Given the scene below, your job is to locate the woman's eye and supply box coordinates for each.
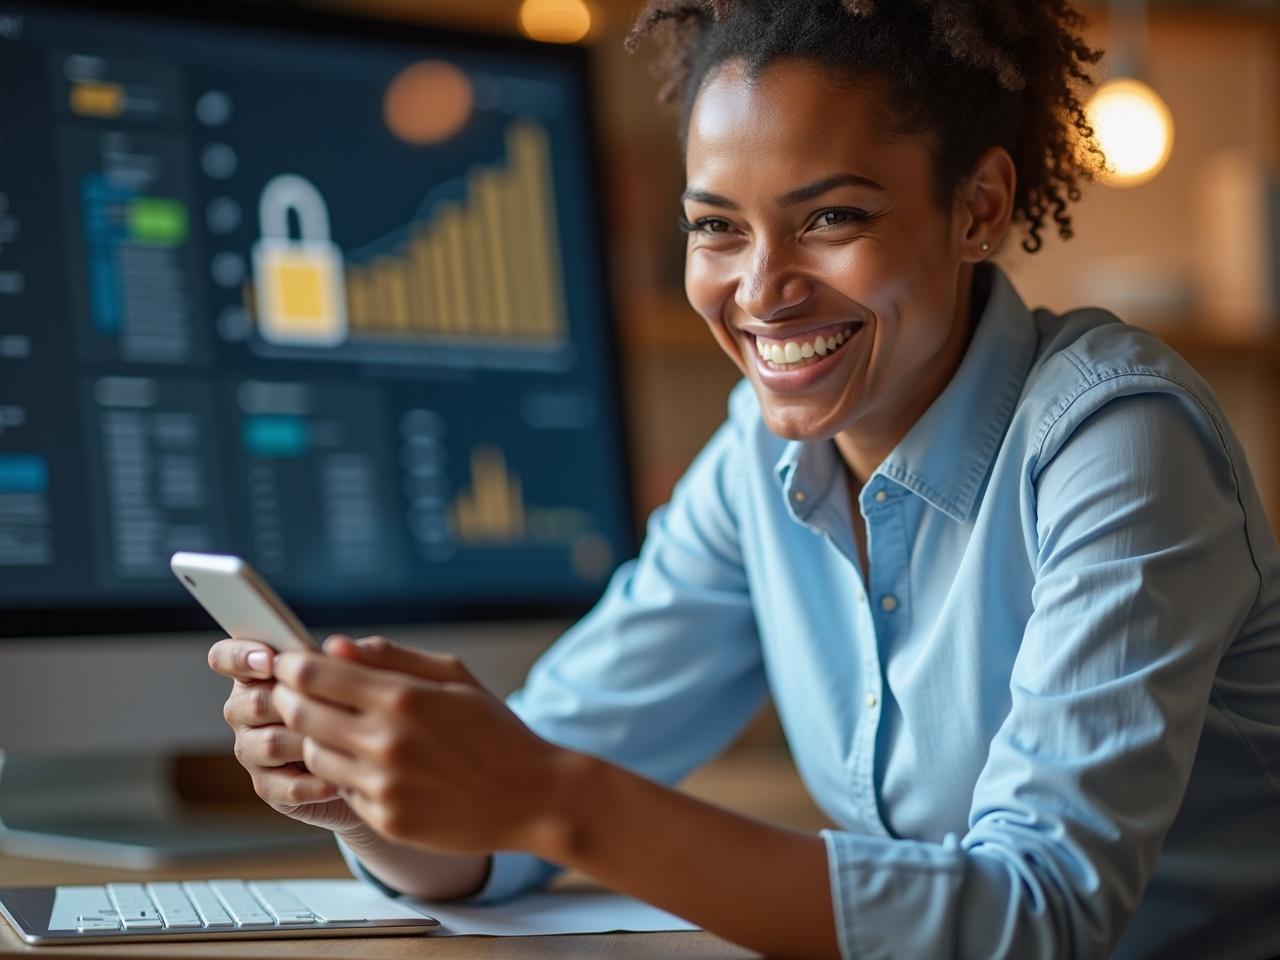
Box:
[815,208,870,228]
[678,215,732,235]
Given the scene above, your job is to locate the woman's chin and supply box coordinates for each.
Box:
[758,404,851,443]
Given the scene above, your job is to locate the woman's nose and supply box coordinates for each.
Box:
[733,248,810,320]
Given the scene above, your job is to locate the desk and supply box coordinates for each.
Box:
[0,750,830,959]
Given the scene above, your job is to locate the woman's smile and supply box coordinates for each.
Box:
[745,320,867,393]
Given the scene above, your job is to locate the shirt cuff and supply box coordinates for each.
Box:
[462,851,562,905]
[335,834,403,898]
[821,829,966,960]
[336,834,561,904]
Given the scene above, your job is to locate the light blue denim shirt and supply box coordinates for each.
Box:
[344,264,1280,959]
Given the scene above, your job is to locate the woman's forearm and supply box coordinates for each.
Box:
[536,752,840,960]
[339,824,491,901]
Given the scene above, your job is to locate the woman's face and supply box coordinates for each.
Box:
[683,58,986,456]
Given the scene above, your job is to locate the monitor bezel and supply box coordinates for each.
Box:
[1,0,639,639]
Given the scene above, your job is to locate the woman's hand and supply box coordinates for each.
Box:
[207,638,369,838]
[270,636,579,857]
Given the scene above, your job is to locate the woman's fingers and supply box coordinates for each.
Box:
[233,723,305,769]
[272,682,372,754]
[273,651,394,712]
[208,638,274,681]
[326,635,476,686]
[252,763,340,808]
[304,742,401,841]
[222,679,282,729]
[302,737,373,797]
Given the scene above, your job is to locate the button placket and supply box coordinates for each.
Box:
[849,489,897,838]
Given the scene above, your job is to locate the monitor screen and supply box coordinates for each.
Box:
[0,1,634,636]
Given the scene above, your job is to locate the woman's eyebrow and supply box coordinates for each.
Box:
[680,187,738,209]
[776,173,886,207]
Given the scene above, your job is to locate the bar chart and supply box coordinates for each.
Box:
[451,444,591,546]
[243,121,568,361]
[345,122,565,345]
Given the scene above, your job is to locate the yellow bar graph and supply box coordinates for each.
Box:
[347,267,371,331]
[465,177,494,335]
[443,205,471,335]
[478,170,514,335]
[382,257,410,331]
[335,121,566,346]
[452,446,527,543]
[448,444,596,549]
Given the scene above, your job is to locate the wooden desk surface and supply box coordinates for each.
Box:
[0,750,829,959]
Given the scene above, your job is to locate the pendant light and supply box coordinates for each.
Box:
[1085,0,1175,187]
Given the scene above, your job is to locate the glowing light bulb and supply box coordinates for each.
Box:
[518,0,593,44]
[1085,78,1174,187]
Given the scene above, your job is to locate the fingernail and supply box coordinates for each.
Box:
[247,650,270,676]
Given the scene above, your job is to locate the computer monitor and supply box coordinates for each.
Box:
[0,0,634,865]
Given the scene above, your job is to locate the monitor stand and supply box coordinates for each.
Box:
[0,751,329,869]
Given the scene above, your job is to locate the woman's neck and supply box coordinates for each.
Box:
[834,261,991,485]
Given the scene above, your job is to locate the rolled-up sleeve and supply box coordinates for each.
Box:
[343,414,768,903]
[823,387,1259,959]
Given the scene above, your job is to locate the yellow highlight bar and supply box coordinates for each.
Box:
[70,82,125,118]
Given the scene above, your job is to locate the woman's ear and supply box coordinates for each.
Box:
[954,145,1016,260]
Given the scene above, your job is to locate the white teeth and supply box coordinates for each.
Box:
[754,324,861,369]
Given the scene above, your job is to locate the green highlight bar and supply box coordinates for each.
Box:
[244,415,309,458]
[128,197,188,246]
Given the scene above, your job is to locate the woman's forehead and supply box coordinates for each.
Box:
[685,59,923,194]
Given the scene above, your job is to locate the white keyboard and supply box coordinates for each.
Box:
[0,878,439,945]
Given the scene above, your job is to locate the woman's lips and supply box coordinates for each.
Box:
[748,321,865,392]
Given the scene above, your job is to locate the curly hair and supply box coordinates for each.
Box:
[625,0,1106,254]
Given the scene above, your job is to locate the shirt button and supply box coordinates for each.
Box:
[874,490,887,503]
[880,594,898,612]
[865,692,878,709]
[793,490,806,503]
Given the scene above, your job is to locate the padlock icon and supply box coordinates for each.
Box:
[251,174,347,346]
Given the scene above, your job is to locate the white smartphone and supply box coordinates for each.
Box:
[170,551,317,652]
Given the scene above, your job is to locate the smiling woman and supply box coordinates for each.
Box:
[209,3,1280,959]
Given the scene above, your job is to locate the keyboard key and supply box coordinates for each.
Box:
[181,882,237,929]
[105,884,164,929]
[249,883,317,924]
[76,915,122,933]
[209,880,277,928]
[145,882,204,929]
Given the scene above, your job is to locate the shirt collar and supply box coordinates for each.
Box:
[773,263,1038,524]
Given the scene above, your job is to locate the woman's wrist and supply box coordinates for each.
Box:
[520,747,607,864]
[334,820,383,851]
[336,819,493,901]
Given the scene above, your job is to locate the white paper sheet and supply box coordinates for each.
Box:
[409,890,700,937]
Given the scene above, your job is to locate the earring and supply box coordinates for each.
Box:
[979,240,991,254]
